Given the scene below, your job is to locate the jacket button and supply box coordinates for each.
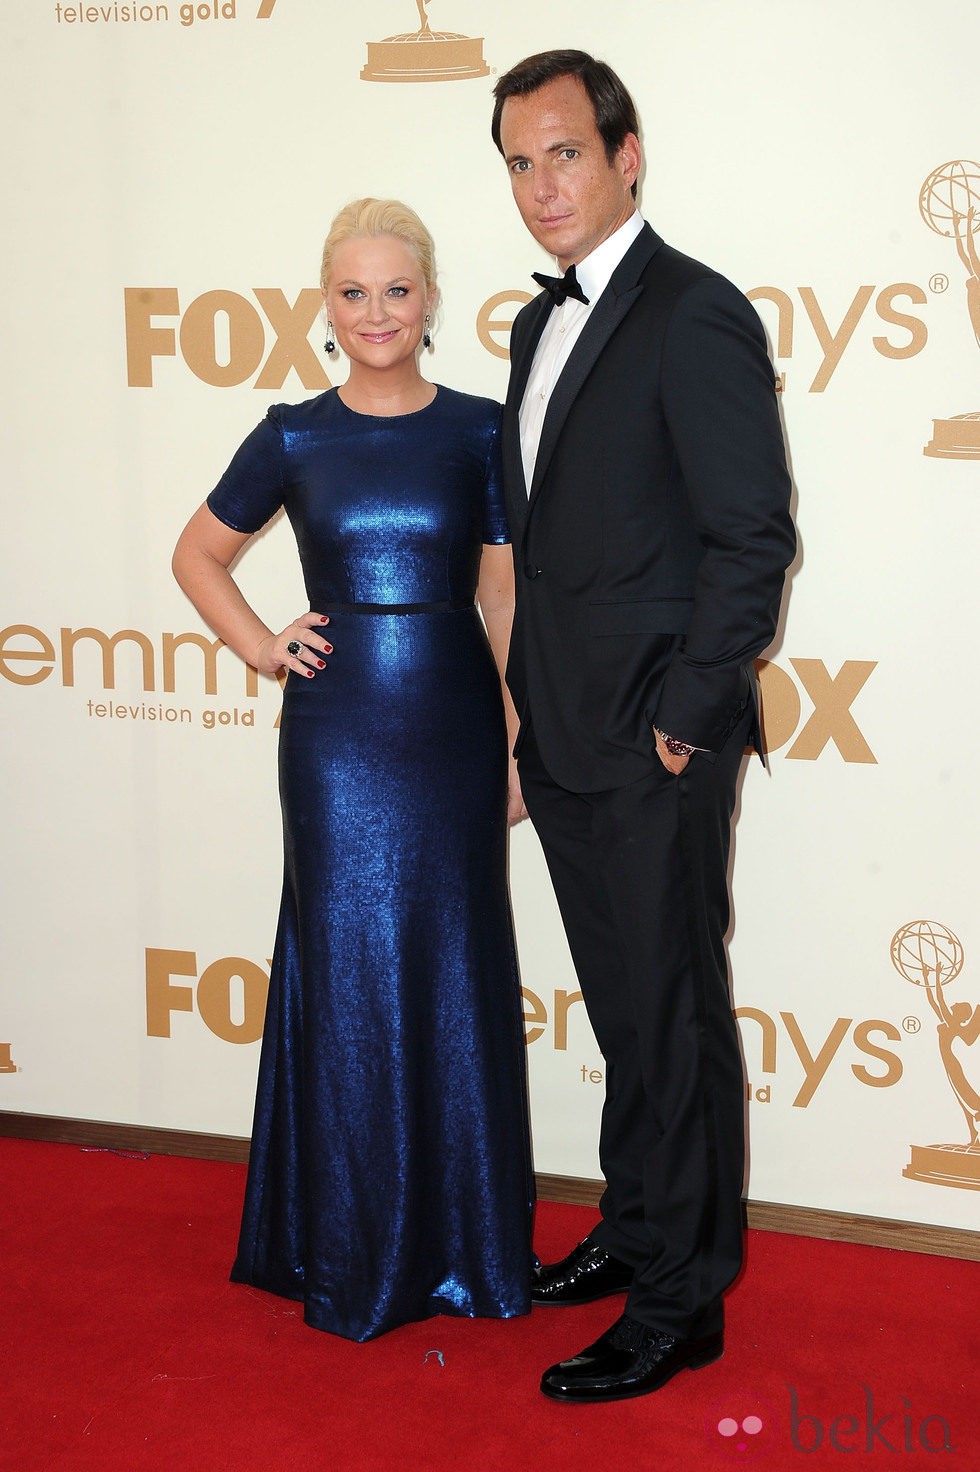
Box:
[524,564,541,579]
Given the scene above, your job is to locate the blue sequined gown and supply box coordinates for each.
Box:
[207,387,533,1341]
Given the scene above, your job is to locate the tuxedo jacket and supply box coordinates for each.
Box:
[502,223,796,794]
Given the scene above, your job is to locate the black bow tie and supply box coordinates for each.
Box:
[532,263,590,306]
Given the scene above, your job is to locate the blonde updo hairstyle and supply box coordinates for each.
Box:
[320,197,438,298]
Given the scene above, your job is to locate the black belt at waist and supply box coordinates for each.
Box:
[317,598,474,615]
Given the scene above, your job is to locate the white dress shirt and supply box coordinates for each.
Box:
[519,211,645,493]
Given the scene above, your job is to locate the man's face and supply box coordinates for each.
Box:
[498,74,640,269]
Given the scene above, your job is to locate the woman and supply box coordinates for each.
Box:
[173,199,533,1342]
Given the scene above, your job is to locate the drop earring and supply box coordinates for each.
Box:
[422,315,432,350]
[324,320,336,354]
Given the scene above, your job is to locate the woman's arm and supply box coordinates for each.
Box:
[477,542,527,826]
[172,503,332,677]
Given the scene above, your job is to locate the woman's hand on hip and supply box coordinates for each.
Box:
[255,613,333,677]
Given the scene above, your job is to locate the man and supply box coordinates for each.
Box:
[491,51,795,1402]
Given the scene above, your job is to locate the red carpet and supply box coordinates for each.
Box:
[3,1138,976,1469]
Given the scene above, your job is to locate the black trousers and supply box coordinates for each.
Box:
[518,715,751,1338]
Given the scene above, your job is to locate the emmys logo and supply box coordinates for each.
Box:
[477,284,929,388]
[0,1044,17,1074]
[1,622,266,697]
[0,620,285,727]
[891,920,980,1191]
[362,1,489,83]
[920,161,980,459]
[53,2,276,27]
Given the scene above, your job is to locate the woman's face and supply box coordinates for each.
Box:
[325,234,434,371]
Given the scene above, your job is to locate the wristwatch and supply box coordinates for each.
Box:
[654,728,696,758]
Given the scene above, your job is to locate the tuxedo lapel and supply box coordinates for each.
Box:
[508,291,552,408]
[502,291,552,533]
[527,225,663,511]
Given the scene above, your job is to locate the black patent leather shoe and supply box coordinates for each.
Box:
[540,1313,724,1402]
[531,1239,633,1306]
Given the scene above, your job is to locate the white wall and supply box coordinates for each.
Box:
[2,0,979,1232]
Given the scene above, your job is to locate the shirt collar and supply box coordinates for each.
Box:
[571,211,645,305]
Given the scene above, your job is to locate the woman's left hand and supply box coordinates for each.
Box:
[507,760,528,827]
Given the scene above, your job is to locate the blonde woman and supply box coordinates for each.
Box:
[173,199,531,1342]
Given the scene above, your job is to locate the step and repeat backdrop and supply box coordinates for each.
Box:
[2,0,978,1235]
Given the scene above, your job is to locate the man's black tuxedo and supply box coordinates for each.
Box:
[503,223,794,790]
[503,222,794,1337]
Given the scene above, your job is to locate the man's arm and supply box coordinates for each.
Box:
[651,274,796,750]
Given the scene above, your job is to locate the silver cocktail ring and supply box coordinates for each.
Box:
[286,640,302,657]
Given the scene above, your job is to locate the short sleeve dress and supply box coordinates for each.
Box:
[207,386,533,1341]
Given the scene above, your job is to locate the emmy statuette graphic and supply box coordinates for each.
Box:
[891,920,980,1190]
[919,160,980,459]
[362,1,489,84]
[0,1043,16,1074]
